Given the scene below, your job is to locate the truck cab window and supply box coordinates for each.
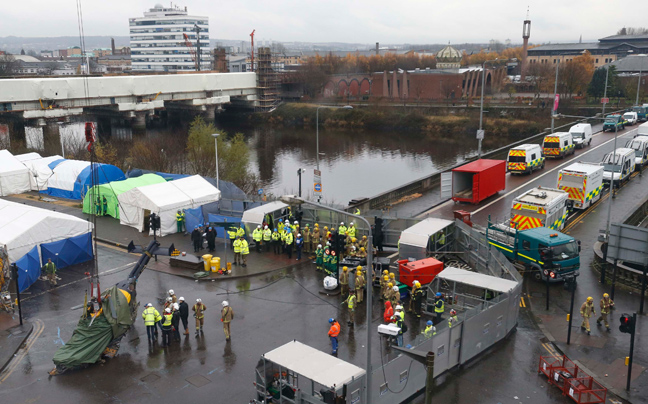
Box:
[523,240,531,251]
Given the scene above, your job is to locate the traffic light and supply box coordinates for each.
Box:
[619,313,635,334]
[149,213,161,231]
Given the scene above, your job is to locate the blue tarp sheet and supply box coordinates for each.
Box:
[184,207,204,233]
[47,159,66,170]
[45,163,125,200]
[40,232,93,269]
[15,246,41,293]
[207,214,241,239]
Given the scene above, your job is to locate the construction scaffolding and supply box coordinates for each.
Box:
[256,47,280,112]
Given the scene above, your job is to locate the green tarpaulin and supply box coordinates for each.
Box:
[53,285,136,370]
[82,174,166,219]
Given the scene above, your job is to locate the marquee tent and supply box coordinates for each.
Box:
[81,174,167,219]
[15,152,42,163]
[0,199,93,291]
[21,154,63,191]
[0,150,31,196]
[117,175,221,236]
[44,159,125,200]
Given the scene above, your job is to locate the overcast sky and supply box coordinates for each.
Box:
[2,1,647,45]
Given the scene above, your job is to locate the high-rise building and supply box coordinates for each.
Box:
[129,4,210,72]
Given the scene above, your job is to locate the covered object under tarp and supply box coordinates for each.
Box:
[0,150,31,196]
[117,175,221,236]
[53,285,135,372]
[399,217,455,261]
[0,199,93,291]
[44,159,125,200]
[81,174,167,219]
[22,155,63,191]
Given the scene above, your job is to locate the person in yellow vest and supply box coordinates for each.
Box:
[284,230,294,259]
[597,293,614,331]
[339,222,348,236]
[272,228,281,254]
[176,210,185,234]
[192,298,206,337]
[142,303,161,343]
[253,225,263,253]
[227,227,237,250]
[355,269,365,303]
[347,222,356,238]
[240,236,250,267]
[343,291,357,326]
[315,244,324,271]
[263,225,272,252]
[448,309,459,328]
[423,320,436,338]
[278,219,285,239]
[233,236,242,265]
[434,293,445,323]
[236,224,245,239]
[580,296,596,335]
[302,225,311,253]
[161,307,174,347]
[42,258,57,286]
[221,300,234,341]
[339,266,349,296]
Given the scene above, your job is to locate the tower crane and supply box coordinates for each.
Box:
[250,29,255,72]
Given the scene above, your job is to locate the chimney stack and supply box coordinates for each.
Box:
[111,37,115,55]
[520,8,531,80]
[376,42,379,56]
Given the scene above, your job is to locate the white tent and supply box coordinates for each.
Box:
[15,152,42,163]
[0,198,92,262]
[399,217,454,261]
[118,175,221,236]
[241,201,288,234]
[0,150,31,196]
[21,155,63,191]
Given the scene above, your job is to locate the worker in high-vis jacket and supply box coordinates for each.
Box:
[580,297,596,335]
[176,210,185,233]
[252,225,263,253]
[161,307,174,347]
[142,303,161,343]
[262,225,272,252]
[227,227,237,249]
[344,291,356,326]
[328,318,340,355]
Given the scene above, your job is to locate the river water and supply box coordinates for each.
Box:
[21,119,514,204]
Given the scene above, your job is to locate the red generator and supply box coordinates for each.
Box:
[451,159,506,204]
[398,258,444,287]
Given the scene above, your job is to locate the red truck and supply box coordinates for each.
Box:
[451,159,506,204]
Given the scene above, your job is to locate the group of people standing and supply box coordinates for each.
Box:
[141,289,236,346]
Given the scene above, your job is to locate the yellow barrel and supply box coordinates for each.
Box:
[202,254,213,271]
[211,257,221,272]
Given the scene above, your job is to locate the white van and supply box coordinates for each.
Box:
[507,144,545,174]
[623,111,638,125]
[637,122,648,137]
[569,123,593,148]
[557,162,604,210]
[625,135,648,169]
[543,132,575,159]
[602,148,636,186]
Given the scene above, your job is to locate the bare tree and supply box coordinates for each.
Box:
[0,53,17,76]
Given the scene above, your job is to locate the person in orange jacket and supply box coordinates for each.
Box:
[383,301,394,323]
[328,318,340,355]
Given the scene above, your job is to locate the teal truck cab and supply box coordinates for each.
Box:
[603,114,626,132]
[632,106,647,122]
[486,223,580,282]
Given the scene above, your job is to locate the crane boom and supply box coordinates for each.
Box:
[250,29,255,72]
[183,33,199,71]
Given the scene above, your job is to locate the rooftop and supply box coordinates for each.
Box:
[607,54,648,72]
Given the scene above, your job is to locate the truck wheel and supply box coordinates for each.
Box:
[534,272,542,281]
[588,139,592,146]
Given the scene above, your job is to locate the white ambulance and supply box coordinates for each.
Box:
[557,162,604,210]
[510,186,569,231]
[602,148,636,186]
[507,144,545,174]
[543,132,575,159]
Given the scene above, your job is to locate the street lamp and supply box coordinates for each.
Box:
[478,59,501,158]
[628,51,647,106]
[315,105,353,201]
[551,51,587,133]
[279,194,373,404]
[211,133,220,189]
[297,168,305,197]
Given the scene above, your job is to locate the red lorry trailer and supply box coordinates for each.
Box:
[451,159,506,204]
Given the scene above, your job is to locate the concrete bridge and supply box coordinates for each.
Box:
[0,72,257,128]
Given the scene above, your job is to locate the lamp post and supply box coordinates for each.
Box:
[297,168,305,197]
[478,58,500,158]
[315,105,353,201]
[551,52,587,133]
[631,52,646,106]
[602,65,610,117]
[280,194,373,403]
[211,133,220,189]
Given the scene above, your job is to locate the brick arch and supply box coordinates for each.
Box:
[359,78,371,95]
[323,81,336,98]
[348,79,361,96]
[337,80,349,96]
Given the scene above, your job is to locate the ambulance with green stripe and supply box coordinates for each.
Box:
[557,162,604,210]
[507,144,545,174]
[509,186,569,231]
[543,132,575,159]
[486,223,580,282]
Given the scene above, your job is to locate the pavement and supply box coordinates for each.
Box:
[0,315,33,376]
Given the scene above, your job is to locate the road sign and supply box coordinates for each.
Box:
[476,129,484,140]
[601,97,610,104]
[314,183,322,193]
[258,188,263,195]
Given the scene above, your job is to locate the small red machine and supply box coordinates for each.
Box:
[398,258,444,287]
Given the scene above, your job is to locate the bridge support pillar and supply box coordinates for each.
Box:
[132,112,147,130]
[201,105,216,122]
[42,119,61,156]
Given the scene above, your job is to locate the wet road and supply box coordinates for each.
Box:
[1,240,625,404]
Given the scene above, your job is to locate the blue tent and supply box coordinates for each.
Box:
[15,246,41,293]
[40,232,93,269]
[44,159,125,200]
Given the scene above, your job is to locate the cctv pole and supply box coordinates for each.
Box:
[567,276,576,345]
[546,272,550,310]
[602,123,619,284]
[626,312,637,391]
[298,169,302,198]
[551,60,560,133]
[478,62,486,158]
[636,61,643,106]
[602,66,609,116]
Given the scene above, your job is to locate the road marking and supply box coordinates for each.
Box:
[541,342,560,359]
[520,297,526,308]
[470,127,639,217]
[0,319,45,383]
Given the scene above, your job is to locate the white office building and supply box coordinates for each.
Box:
[129,4,210,72]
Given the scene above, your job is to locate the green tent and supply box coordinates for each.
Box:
[82,174,166,219]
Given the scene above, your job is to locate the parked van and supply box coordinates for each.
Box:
[557,162,604,210]
[569,123,593,148]
[637,122,648,137]
[602,148,636,186]
[623,111,638,125]
[625,135,648,169]
[507,144,545,174]
[603,114,626,132]
[632,106,647,122]
[543,132,575,159]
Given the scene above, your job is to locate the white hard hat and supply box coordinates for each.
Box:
[166,297,173,302]
[340,222,344,225]
[222,300,229,307]
[165,308,171,313]
[393,286,399,292]
[196,298,201,302]
[395,305,403,311]
[173,303,179,310]
[350,222,354,225]
[318,244,322,248]
[294,220,298,224]
[264,225,268,229]
[168,289,174,295]
[297,233,301,237]
[146,303,153,307]
[351,246,356,250]
[179,296,185,301]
